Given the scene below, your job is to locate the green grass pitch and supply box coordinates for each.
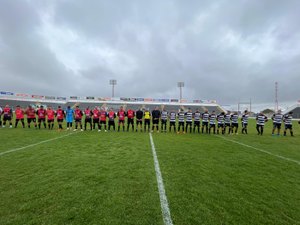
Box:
[0,119,299,225]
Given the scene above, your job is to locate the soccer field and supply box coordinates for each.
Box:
[0,120,299,225]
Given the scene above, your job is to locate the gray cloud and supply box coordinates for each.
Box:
[0,0,299,105]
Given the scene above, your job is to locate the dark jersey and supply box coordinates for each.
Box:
[152,110,161,119]
[136,110,143,120]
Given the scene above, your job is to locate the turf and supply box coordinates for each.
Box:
[0,119,299,225]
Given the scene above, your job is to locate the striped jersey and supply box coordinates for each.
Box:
[202,113,209,122]
[209,114,216,124]
[256,114,267,125]
[169,112,176,122]
[161,111,168,121]
[178,112,185,122]
[194,112,201,122]
[242,114,249,124]
[272,113,283,124]
[185,112,193,122]
[217,114,225,124]
[231,114,239,124]
[225,114,231,124]
[284,114,292,125]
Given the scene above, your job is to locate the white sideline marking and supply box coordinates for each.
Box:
[217,136,300,166]
[0,133,74,157]
[149,133,173,225]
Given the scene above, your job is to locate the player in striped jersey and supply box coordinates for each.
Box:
[177,109,185,133]
[224,111,231,134]
[256,112,268,135]
[271,110,283,136]
[217,112,225,134]
[169,110,177,133]
[283,112,293,136]
[209,111,216,134]
[230,112,239,134]
[193,109,201,133]
[185,108,193,133]
[241,110,249,134]
[201,110,209,134]
[160,108,168,133]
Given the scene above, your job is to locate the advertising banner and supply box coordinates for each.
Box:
[0,91,14,95]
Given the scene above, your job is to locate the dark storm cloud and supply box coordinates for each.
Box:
[0,0,299,104]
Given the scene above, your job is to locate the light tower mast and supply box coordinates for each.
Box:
[275,81,278,112]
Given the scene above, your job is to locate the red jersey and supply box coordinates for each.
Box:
[108,111,116,121]
[93,109,100,119]
[84,109,92,118]
[37,108,47,119]
[118,110,125,121]
[15,108,24,119]
[26,108,36,119]
[56,109,64,120]
[3,107,12,116]
[100,111,107,122]
[127,110,135,119]
[47,109,55,120]
[74,109,83,119]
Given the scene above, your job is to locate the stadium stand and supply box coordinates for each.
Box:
[283,103,300,119]
[0,98,225,114]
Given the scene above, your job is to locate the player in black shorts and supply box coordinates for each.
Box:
[283,112,294,136]
[201,110,209,134]
[136,108,143,132]
[152,107,161,132]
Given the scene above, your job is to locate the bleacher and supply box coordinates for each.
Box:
[283,103,300,119]
[0,98,225,114]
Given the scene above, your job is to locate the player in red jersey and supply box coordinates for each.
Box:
[46,106,55,130]
[25,105,37,128]
[84,106,93,131]
[0,106,2,126]
[117,106,126,132]
[92,107,100,131]
[99,107,108,132]
[126,108,135,131]
[56,106,65,130]
[74,106,83,131]
[108,108,116,131]
[15,105,25,128]
[2,105,13,128]
[37,105,47,129]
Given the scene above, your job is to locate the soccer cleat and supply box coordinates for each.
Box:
[73,129,77,131]
[9,125,12,128]
[81,129,84,131]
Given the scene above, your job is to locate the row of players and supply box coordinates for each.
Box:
[0,105,297,136]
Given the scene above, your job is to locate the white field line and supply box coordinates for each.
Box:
[217,136,300,166]
[0,132,75,157]
[149,133,173,225]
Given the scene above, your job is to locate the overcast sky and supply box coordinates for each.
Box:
[0,0,299,105]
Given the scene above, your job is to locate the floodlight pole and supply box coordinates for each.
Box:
[109,79,117,98]
[177,82,184,102]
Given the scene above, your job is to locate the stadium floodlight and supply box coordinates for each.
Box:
[177,82,184,102]
[109,79,117,98]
